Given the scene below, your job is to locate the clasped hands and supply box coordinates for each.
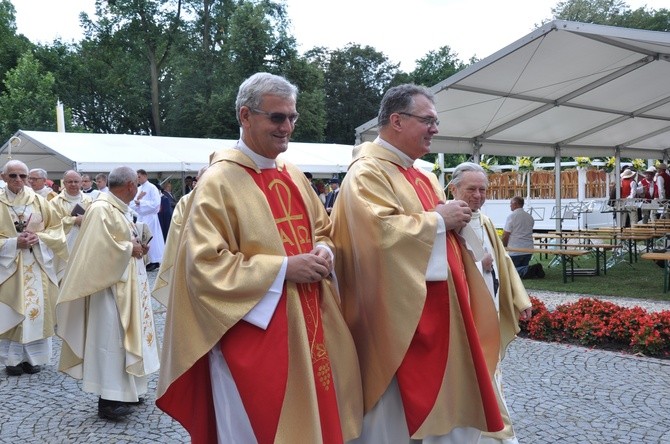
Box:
[286,247,332,284]
[17,231,39,250]
[131,239,149,259]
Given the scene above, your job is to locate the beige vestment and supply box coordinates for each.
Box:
[157,148,363,442]
[0,187,67,365]
[331,142,501,439]
[50,191,93,253]
[57,192,159,391]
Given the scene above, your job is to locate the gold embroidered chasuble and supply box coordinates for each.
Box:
[56,192,158,378]
[156,148,363,443]
[331,141,502,438]
[0,187,68,342]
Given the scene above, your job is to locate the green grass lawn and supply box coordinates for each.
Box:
[520,246,670,302]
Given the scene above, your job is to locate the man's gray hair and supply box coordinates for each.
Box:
[30,168,48,179]
[235,72,298,125]
[3,160,28,174]
[450,162,488,188]
[108,166,137,188]
[378,84,435,128]
[95,173,107,182]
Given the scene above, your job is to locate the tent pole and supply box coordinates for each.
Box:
[437,153,445,187]
[555,146,562,233]
[472,141,481,164]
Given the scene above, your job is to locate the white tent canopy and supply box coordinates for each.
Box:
[356,20,670,160]
[0,130,435,176]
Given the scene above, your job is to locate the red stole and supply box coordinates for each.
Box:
[395,166,502,435]
[219,167,342,444]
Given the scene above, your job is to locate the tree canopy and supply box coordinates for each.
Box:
[0,0,667,151]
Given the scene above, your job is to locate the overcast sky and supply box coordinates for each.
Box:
[11,0,669,71]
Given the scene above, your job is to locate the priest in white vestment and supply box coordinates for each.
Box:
[0,160,68,376]
[56,166,160,421]
[129,169,165,270]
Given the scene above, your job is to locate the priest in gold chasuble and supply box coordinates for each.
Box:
[56,166,160,420]
[331,85,503,443]
[50,170,93,254]
[157,73,362,444]
[0,160,68,376]
[449,162,533,444]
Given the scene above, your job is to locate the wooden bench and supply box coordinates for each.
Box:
[506,247,590,283]
[641,252,670,293]
[530,239,621,275]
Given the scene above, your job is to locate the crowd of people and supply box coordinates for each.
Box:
[0,72,536,444]
[615,162,670,227]
[0,164,187,419]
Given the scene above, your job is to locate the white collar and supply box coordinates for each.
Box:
[236,139,276,170]
[374,137,414,168]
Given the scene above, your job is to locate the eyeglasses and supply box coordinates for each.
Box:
[250,108,299,125]
[398,112,440,127]
[8,173,27,179]
[28,177,44,181]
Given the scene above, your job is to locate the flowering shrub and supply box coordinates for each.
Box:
[516,156,533,172]
[519,296,670,358]
[574,157,591,168]
[604,157,616,172]
[629,158,645,171]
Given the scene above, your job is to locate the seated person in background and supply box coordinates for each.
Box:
[502,196,544,279]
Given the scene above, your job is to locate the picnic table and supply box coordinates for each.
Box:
[640,251,670,293]
[506,247,590,283]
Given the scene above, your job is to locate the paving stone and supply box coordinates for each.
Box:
[2,281,670,442]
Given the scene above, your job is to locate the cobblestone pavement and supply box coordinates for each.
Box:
[2,278,670,443]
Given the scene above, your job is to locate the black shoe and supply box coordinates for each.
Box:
[98,398,132,420]
[522,265,534,279]
[122,397,145,406]
[146,263,160,272]
[21,362,41,374]
[5,365,23,376]
[535,264,545,278]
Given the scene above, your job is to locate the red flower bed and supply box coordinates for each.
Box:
[519,296,670,358]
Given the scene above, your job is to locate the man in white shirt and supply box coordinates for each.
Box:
[502,196,543,279]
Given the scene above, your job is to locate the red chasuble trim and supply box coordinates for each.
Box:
[395,166,502,435]
[155,354,217,444]
[219,167,342,444]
